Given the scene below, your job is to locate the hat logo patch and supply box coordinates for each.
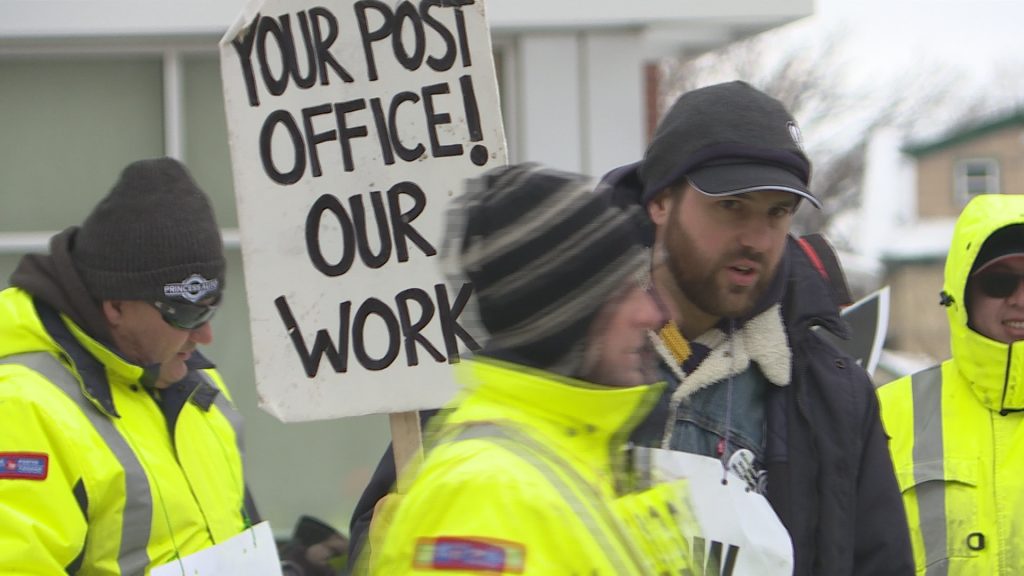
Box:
[787,121,805,152]
[164,274,219,303]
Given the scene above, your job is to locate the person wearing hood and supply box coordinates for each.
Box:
[602,80,913,575]
[878,194,1024,574]
[367,164,697,575]
[0,158,259,574]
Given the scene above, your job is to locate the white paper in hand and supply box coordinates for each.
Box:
[151,521,283,576]
[646,448,793,576]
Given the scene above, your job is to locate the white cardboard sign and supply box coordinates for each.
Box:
[219,0,506,421]
[151,522,282,576]
[647,449,794,576]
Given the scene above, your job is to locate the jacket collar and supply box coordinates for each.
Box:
[781,236,847,338]
[952,327,1024,413]
[35,298,144,417]
[10,227,114,344]
[669,303,791,404]
[35,297,216,417]
[449,357,664,471]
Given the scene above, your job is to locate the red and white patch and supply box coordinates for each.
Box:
[0,452,49,480]
[413,536,525,573]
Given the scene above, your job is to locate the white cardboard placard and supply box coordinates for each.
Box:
[649,449,794,576]
[219,0,506,421]
[151,521,282,576]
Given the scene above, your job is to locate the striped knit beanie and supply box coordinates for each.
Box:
[449,163,649,375]
[72,157,225,303]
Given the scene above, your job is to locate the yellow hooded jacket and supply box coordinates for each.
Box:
[371,358,696,575]
[0,287,250,575]
[878,194,1024,575]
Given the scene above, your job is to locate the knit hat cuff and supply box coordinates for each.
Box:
[76,260,225,302]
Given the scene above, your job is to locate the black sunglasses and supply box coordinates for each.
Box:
[974,272,1024,299]
[152,299,218,330]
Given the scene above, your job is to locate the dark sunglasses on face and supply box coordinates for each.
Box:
[974,272,1024,299]
[152,299,218,330]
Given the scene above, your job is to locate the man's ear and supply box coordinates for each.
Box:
[101,300,124,325]
[647,189,674,228]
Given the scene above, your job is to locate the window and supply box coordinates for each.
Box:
[954,158,1000,204]
[0,57,164,233]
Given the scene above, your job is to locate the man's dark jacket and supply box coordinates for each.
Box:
[757,238,913,575]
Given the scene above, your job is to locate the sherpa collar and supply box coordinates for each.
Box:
[667,302,792,406]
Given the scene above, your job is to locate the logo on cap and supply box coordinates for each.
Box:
[164,274,219,303]
[787,121,805,153]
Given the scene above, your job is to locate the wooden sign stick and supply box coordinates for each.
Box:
[389,411,424,493]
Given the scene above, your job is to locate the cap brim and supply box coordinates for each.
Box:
[972,253,1024,276]
[687,163,820,209]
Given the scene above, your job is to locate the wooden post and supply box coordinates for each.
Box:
[389,411,424,493]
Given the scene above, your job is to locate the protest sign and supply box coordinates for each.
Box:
[220,0,506,422]
[816,286,891,376]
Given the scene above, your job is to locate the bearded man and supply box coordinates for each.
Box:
[604,81,913,576]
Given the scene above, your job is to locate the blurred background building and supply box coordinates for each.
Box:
[859,111,1024,382]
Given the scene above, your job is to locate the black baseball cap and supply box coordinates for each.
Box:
[605,81,819,208]
[972,224,1024,276]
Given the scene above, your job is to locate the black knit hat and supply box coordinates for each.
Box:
[72,157,225,303]
[606,81,818,208]
[447,163,649,374]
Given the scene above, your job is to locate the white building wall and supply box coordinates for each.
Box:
[859,127,918,261]
[516,33,583,171]
[507,28,645,177]
[581,30,645,177]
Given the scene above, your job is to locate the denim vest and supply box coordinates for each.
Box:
[662,362,770,468]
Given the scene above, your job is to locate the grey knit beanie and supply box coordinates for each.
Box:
[448,163,649,374]
[73,157,225,303]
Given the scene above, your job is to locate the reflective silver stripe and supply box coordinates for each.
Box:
[911,365,948,576]
[201,371,255,528]
[446,423,648,575]
[204,372,245,456]
[1,352,153,575]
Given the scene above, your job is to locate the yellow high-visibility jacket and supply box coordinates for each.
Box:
[878,194,1024,575]
[372,358,696,575]
[0,287,251,575]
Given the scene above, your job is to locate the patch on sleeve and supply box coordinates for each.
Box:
[414,536,525,573]
[0,453,49,480]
